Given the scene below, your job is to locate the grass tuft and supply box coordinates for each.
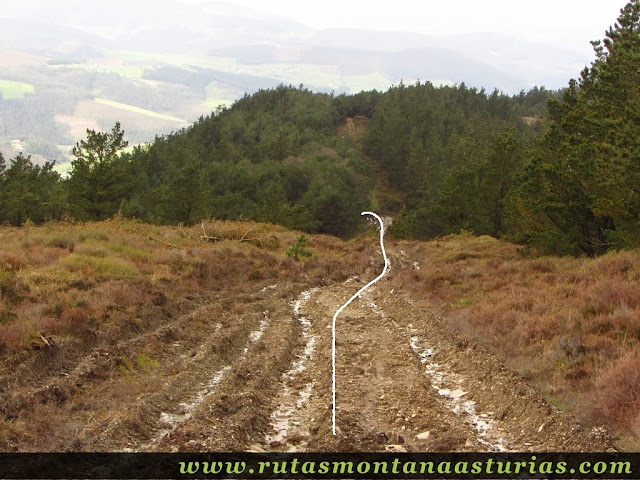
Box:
[60,254,139,277]
[45,235,76,252]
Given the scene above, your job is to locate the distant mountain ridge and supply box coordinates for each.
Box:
[0,2,591,164]
[1,1,590,92]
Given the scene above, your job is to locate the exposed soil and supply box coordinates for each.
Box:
[247,270,614,453]
[0,245,616,452]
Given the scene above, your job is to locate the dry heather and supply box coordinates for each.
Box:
[2,219,638,450]
[0,219,373,450]
[0,219,370,352]
[389,232,640,449]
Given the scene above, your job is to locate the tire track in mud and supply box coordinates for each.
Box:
[363,291,510,451]
[408,335,508,451]
[94,305,264,450]
[362,280,615,452]
[0,298,195,424]
[155,284,313,451]
[142,308,270,450]
[83,283,303,451]
[259,277,487,452]
[257,266,614,452]
[57,250,615,452]
[263,288,319,450]
[0,294,240,451]
[325,283,484,451]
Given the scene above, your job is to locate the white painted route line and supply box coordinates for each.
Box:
[332,211,390,435]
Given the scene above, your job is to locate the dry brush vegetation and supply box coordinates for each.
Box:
[389,232,640,449]
[0,218,373,451]
[2,219,640,450]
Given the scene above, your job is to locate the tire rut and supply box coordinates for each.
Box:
[16,250,613,453]
[263,288,319,451]
[319,282,483,451]
[92,304,262,449]
[362,289,510,451]
[257,278,487,452]
[155,284,310,451]
[363,278,615,451]
[254,267,615,452]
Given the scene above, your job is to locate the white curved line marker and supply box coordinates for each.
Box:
[332,211,390,435]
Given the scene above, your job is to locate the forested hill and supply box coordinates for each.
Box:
[117,83,552,239]
[0,82,549,236]
[1,0,639,257]
[116,87,375,237]
[0,82,548,235]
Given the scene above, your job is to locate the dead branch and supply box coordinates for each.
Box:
[201,234,223,242]
[148,235,178,248]
[200,221,223,242]
[40,335,52,349]
[239,226,256,242]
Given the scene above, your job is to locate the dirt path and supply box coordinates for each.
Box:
[1,249,615,452]
[248,271,613,452]
[126,247,616,452]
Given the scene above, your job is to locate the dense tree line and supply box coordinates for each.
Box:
[0,151,65,225]
[122,85,371,236]
[0,94,68,145]
[364,81,538,239]
[1,86,371,237]
[0,81,544,238]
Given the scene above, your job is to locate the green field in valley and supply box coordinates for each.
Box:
[0,80,34,99]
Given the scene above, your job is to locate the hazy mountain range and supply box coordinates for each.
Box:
[0,1,594,165]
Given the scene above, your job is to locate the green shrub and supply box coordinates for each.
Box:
[77,229,110,242]
[285,235,313,261]
[46,235,75,252]
[60,254,139,277]
[0,271,28,304]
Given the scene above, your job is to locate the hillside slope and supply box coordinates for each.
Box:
[1,220,634,451]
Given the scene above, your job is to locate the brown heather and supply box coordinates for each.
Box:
[0,218,372,351]
[388,232,640,448]
[3,220,640,448]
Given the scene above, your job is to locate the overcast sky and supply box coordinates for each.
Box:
[1,0,626,56]
[223,0,623,49]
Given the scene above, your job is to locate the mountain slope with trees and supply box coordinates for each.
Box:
[123,86,372,236]
[1,0,639,258]
[362,82,547,239]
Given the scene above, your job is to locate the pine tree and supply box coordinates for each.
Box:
[0,154,62,225]
[586,0,640,246]
[67,122,132,220]
[171,157,205,225]
[514,1,640,254]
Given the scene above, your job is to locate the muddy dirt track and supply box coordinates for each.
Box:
[105,250,614,452]
[0,245,616,452]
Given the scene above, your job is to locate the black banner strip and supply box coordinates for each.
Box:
[0,452,638,479]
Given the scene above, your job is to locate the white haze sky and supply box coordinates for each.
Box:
[2,0,625,54]
[224,0,622,49]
